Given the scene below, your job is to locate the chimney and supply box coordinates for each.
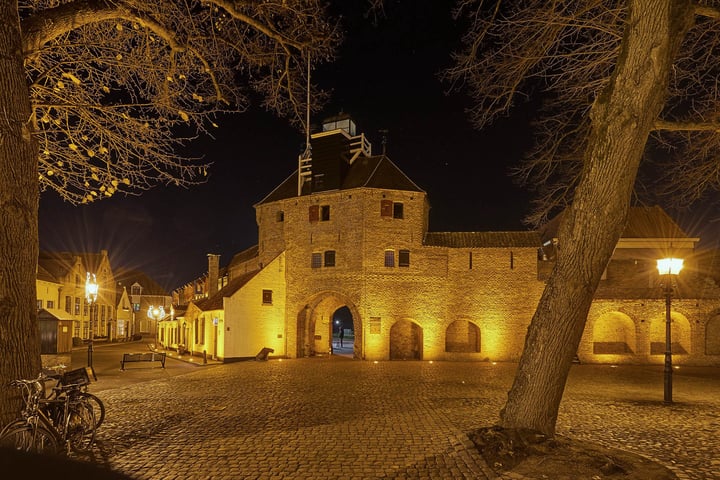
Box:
[207,254,220,296]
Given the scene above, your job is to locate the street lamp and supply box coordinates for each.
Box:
[656,257,683,404]
[85,272,98,380]
[147,305,165,350]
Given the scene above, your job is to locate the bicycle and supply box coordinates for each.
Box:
[0,373,97,454]
[42,366,105,428]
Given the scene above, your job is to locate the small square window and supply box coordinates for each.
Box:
[399,249,410,267]
[321,205,330,221]
[325,250,336,267]
[37,299,42,310]
[384,250,395,267]
[47,300,54,309]
[262,289,273,305]
[311,253,322,268]
[393,203,404,219]
[276,211,284,222]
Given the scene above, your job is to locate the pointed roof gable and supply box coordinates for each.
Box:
[194,270,260,311]
[114,268,169,296]
[539,205,696,244]
[256,155,423,205]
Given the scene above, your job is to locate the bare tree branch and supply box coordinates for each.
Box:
[19,0,339,204]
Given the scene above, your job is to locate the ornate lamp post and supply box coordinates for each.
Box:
[85,272,98,379]
[656,257,683,404]
[147,305,165,350]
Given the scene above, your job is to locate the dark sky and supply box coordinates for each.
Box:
[37,2,549,291]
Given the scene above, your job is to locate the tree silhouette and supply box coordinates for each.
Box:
[0,0,338,423]
[447,0,720,436]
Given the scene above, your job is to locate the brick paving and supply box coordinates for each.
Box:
[79,357,720,480]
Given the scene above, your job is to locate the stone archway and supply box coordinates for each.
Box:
[706,315,720,355]
[296,292,362,359]
[592,311,636,355]
[445,319,480,353]
[649,312,691,355]
[389,319,423,360]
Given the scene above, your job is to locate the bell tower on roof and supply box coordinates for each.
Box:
[297,114,372,196]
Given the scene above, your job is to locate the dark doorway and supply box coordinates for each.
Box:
[332,306,354,357]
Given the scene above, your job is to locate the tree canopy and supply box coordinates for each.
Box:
[21,0,339,204]
[446,0,720,225]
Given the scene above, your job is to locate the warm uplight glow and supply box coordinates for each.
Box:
[657,258,683,276]
[85,272,98,304]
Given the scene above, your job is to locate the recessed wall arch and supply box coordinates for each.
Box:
[389,318,423,360]
[649,312,691,355]
[706,314,720,355]
[592,311,636,355]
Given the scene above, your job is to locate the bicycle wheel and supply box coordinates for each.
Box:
[0,422,61,455]
[66,402,96,453]
[79,392,105,428]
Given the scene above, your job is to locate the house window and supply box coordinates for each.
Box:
[381,200,404,219]
[309,205,319,222]
[324,250,336,267]
[131,285,142,296]
[321,205,330,221]
[133,303,140,312]
[37,299,42,310]
[399,249,410,267]
[74,297,81,315]
[384,250,395,267]
[47,300,54,309]
[311,252,322,268]
[276,211,284,222]
[262,289,273,305]
[65,296,71,313]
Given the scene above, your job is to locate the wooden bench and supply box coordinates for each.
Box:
[120,352,166,370]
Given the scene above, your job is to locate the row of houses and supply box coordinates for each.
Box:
[37,250,171,364]
[37,115,720,366]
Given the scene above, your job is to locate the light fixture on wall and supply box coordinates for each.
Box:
[656,257,683,404]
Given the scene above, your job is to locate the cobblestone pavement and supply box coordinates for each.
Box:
[80,358,720,480]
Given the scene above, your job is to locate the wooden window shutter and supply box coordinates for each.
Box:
[309,205,319,222]
[380,199,393,217]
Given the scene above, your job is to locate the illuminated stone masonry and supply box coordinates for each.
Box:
[173,116,720,365]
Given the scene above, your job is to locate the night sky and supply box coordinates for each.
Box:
[38,1,716,292]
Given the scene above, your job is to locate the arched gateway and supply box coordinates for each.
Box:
[296,292,362,359]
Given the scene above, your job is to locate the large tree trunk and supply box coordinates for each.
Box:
[499,0,694,436]
[0,1,41,425]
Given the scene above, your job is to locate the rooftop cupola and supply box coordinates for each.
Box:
[297,114,372,195]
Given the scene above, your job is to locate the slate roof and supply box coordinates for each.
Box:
[539,205,692,243]
[114,268,169,296]
[228,245,259,269]
[256,155,424,205]
[423,231,541,248]
[36,263,60,283]
[194,270,260,311]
